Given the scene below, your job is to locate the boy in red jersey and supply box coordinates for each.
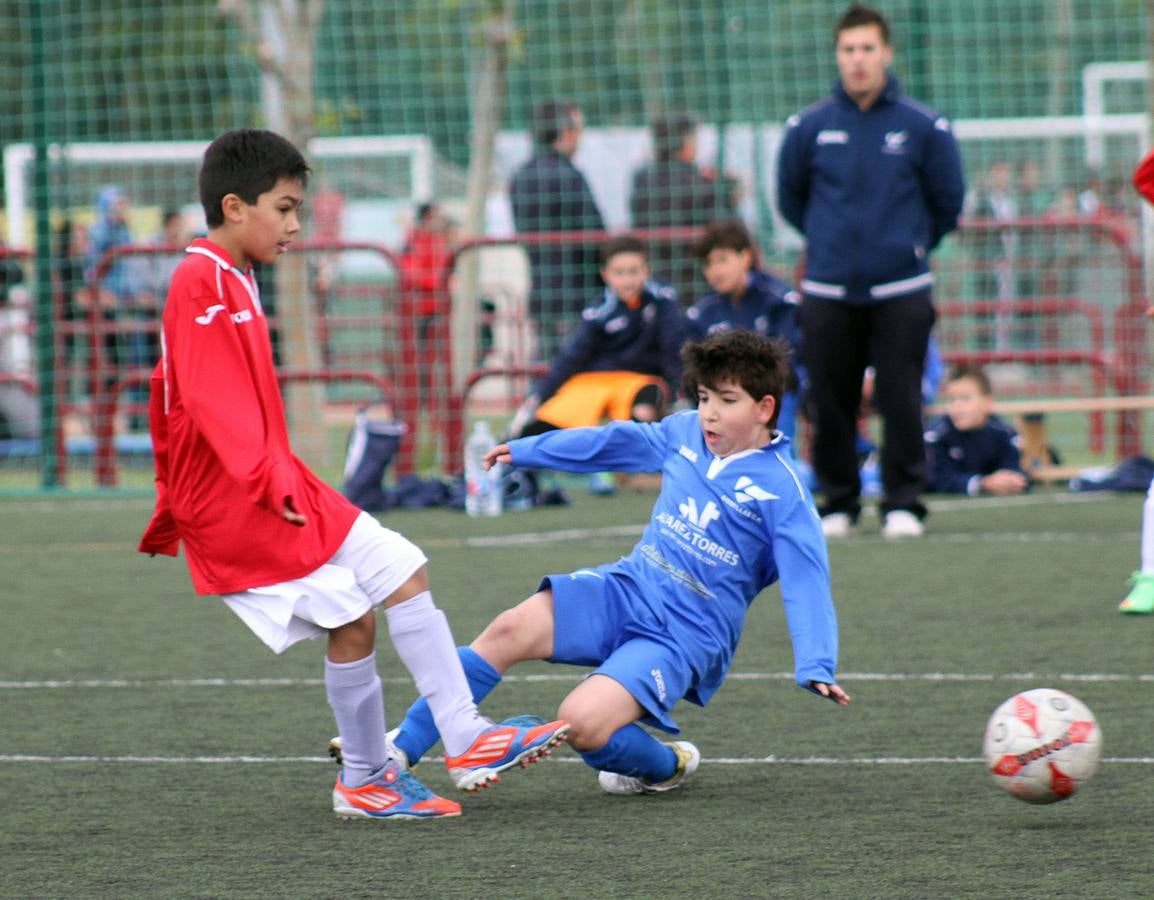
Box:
[1117,149,1154,614]
[138,129,567,820]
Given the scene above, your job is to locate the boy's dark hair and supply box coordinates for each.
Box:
[681,331,791,426]
[199,129,310,228]
[694,219,756,260]
[530,99,582,148]
[835,3,890,44]
[600,234,647,266]
[948,364,993,396]
[651,112,697,162]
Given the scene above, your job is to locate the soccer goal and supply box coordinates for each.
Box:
[3,134,435,256]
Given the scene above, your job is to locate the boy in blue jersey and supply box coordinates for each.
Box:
[381,330,850,795]
[686,219,804,441]
[923,365,1028,496]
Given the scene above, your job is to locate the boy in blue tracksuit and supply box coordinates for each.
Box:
[687,219,805,442]
[776,3,965,540]
[924,365,1028,496]
[508,235,684,442]
[385,330,849,795]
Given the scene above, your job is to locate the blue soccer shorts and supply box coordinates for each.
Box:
[540,566,696,734]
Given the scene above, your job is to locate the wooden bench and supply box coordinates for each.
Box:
[928,396,1154,482]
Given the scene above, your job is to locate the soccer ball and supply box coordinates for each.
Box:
[981,688,1102,804]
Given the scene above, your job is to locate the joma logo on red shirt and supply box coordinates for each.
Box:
[195,304,253,326]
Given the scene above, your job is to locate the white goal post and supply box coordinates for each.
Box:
[3,134,434,249]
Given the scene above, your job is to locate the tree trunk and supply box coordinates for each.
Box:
[453,5,512,391]
[222,0,329,465]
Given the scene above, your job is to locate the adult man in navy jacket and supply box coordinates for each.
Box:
[510,99,606,360]
[777,3,965,539]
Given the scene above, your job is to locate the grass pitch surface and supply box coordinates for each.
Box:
[2,489,1151,898]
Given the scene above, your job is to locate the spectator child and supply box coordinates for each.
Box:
[924,365,1028,496]
[508,234,685,441]
[686,219,804,441]
[137,129,568,821]
[382,330,849,796]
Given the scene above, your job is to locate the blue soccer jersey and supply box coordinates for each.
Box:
[508,410,840,703]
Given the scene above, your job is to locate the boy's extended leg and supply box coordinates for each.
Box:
[325,613,461,821]
[382,579,568,790]
[379,589,568,782]
[383,587,490,752]
[389,646,503,766]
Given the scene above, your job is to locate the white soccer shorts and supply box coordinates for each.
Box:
[221,512,427,653]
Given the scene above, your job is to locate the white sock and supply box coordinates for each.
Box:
[385,591,489,756]
[324,652,388,789]
[1140,482,1154,572]
[1141,479,1154,574]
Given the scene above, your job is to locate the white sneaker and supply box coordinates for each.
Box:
[821,512,857,539]
[597,740,700,795]
[882,510,924,539]
[328,726,411,771]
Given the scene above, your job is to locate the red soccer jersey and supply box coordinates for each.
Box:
[138,238,359,595]
[1134,150,1154,206]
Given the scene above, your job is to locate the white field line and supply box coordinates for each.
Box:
[923,492,1113,512]
[467,528,1139,548]
[0,488,1111,514]
[2,671,1152,690]
[7,529,1133,555]
[461,488,1131,548]
[1,753,1152,766]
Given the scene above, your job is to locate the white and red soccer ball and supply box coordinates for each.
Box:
[982,688,1102,804]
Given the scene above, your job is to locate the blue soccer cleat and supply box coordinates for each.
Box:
[445,715,570,792]
[332,760,460,821]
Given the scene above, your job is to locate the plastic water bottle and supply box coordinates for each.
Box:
[464,420,503,517]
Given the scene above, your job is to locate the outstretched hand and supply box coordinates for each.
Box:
[811,681,851,706]
[483,443,514,470]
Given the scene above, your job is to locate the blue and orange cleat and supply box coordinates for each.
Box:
[445,716,570,792]
[332,760,460,821]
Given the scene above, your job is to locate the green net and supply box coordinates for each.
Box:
[1,0,1150,492]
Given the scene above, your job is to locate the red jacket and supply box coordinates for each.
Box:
[138,238,359,594]
[1134,150,1154,205]
[399,227,451,318]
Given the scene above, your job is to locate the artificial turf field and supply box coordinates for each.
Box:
[2,488,1153,898]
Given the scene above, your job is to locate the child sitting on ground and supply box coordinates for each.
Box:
[507,234,685,494]
[923,365,1028,496]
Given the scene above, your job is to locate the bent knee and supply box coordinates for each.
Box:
[557,696,618,751]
